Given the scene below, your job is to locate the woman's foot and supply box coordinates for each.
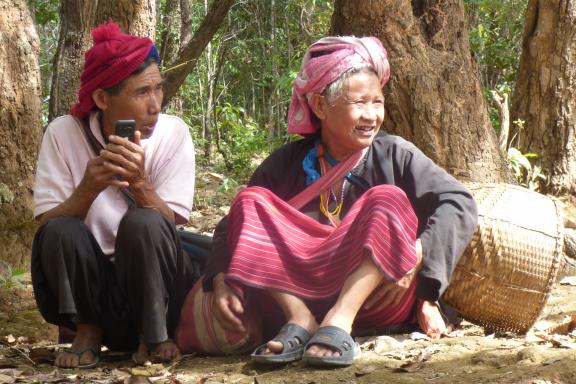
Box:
[260,315,318,356]
[251,323,313,364]
[132,339,182,364]
[304,309,353,358]
[257,290,318,357]
[55,324,102,368]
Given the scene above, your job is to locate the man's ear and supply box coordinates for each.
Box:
[92,89,109,111]
[309,93,327,121]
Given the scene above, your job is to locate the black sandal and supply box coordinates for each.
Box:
[251,323,311,364]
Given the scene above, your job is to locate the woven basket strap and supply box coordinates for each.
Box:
[287,148,366,210]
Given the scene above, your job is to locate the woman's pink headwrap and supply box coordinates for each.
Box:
[70,22,158,119]
[287,36,390,135]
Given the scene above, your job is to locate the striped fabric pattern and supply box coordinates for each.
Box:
[175,280,263,355]
[227,185,418,297]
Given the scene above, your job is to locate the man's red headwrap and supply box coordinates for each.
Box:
[70,22,158,119]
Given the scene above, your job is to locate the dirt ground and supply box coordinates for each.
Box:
[0,276,575,384]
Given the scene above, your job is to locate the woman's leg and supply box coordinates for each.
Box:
[304,255,384,358]
[260,291,318,355]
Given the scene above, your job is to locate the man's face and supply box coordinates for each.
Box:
[99,62,163,139]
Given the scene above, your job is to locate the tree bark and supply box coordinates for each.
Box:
[49,0,156,121]
[48,0,97,121]
[331,0,512,182]
[162,0,234,107]
[94,0,156,37]
[511,0,576,195]
[0,0,42,266]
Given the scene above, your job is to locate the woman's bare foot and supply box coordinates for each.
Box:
[55,324,102,368]
[132,339,182,364]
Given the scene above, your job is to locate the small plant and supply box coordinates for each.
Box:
[507,147,546,191]
[0,262,27,289]
[505,118,547,191]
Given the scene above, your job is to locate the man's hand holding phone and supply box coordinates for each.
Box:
[98,119,147,188]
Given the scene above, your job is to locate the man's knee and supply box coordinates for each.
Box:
[118,208,167,235]
[39,217,88,239]
[34,217,98,266]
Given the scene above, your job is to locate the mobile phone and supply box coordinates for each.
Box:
[115,119,136,141]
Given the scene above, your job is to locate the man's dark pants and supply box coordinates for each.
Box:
[31,208,198,351]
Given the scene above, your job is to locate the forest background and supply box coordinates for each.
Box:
[1,0,575,275]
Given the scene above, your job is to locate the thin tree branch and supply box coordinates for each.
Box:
[162,0,235,107]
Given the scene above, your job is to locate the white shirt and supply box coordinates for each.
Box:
[33,112,195,255]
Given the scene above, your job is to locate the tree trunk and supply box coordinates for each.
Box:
[511,0,576,195]
[0,0,42,266]
[49,0,156,121]
[48,0,97,121]
[94,0,156,37]
[331,0,512,182]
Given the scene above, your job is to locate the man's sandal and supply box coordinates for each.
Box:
[251,323,311,364]
[302,326,360,367]
[58,347,101,369]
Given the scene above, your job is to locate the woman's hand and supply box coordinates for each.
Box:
[212,273,246,333]
[363,239,423,311]
[416,300,447,339]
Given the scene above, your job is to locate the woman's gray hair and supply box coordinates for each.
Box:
[322,64,378,105]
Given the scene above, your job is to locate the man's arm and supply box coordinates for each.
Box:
[36,155,130,226]
[129,176,176,223]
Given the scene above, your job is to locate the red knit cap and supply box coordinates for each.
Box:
[70,22,156,118]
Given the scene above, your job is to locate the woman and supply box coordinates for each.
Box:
[176,36,477,367]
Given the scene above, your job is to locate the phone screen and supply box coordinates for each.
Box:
[115,120,136,141]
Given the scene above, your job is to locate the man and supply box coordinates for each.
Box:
[31,22,197,368]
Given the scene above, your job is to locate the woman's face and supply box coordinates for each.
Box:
[319,71,384,161]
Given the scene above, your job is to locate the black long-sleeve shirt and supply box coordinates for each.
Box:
[203,133,478,301]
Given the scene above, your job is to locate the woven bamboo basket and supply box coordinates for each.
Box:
[442,183,564,334]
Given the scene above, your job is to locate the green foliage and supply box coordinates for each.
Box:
[504,118,546,191]
[164,0,332,182]
[0,262,27,289]
[465,0,527,133]
[507,147,546,191]
[214,103,267,180]
[27,0,59,25]
[28,0,60,125]
[466,0,527,89]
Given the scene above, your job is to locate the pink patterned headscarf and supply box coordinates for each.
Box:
[287,36,390,135]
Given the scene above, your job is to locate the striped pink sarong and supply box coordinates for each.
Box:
[176,184,420,354]
[227,184,419,327]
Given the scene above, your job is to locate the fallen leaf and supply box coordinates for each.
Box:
[397,348,433,372]
[408,332,428,341]
[543,358,562,365]
[559,276,576,286]
[355,365,376,377]
[0,374,15,384]
[124,375,153,384]
[29,347,54,364]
